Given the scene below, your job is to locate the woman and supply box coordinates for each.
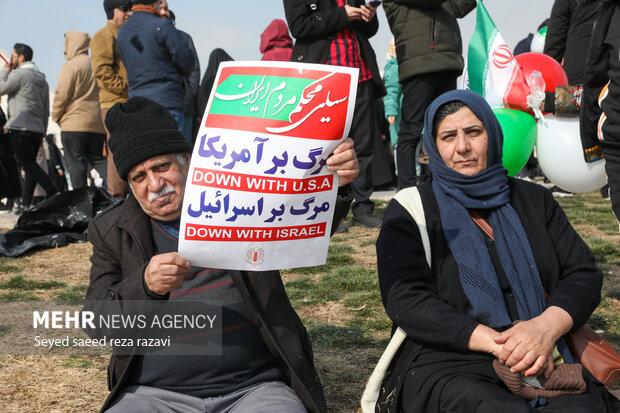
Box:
[376,90,619,412]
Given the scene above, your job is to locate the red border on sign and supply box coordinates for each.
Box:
[191,168,333,193]
[185,222,327,242]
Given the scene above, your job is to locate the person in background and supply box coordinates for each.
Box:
[514,19,550,56]
[0,107,21,212]
[44,134,68,193]
[544,0,599,85]
[0,43,57,213]
[195,48,234,142]
[284,0,386,229]
[91,0,132,199]
[581,0,620,231]
[383,0,476,190]
[53,31,107,189]
[383,37,424,182]
[544,0,606,196]
[118,0,195,133]
[260,19,294,62]
[159,2,201,144]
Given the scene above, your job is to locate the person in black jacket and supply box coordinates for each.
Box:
[544,0,599,85]
[117,0,195,134]
[0,107,21,211]
[83,97,359,413]
[195,48,234,143]
[382,0,476,190]
[284,0,386,229]
[159,3,201,144]
[580,0,620,231]
[375,90,619,412]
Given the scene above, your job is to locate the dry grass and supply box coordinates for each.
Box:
[0,355,108,413]
[296,301,353,326]
[0,242,92,286]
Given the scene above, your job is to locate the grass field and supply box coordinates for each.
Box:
[0,192,618,412]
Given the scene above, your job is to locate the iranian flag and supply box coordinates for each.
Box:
[467,1,529,109]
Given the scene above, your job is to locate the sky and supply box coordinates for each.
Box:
[0,0,554,91]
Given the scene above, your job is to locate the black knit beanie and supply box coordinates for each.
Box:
[103,0,132,19]
[106,97,192,181]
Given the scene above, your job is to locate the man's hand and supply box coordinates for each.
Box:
[2,63,11,72]
[327,137,359,187]
[360,3,378,22]
[144,252,190,295]
[344,5,365,21]
[344,4,377,23]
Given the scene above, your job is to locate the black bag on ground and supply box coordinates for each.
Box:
[0,187,114,257]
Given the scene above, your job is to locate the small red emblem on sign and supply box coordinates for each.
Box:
[246,247,265,267]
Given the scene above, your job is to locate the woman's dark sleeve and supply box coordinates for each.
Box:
[542,190,602,331]
[377,199,479,353]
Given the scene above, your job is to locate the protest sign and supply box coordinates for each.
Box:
[0,46,9,65]
[179,62,358,271]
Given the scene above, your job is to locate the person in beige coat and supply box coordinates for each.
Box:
[52,30,107,189]
[90,0,131,198]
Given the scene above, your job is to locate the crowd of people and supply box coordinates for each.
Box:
[1,0,619,412]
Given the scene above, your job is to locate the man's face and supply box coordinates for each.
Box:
[127,153,190,221]
[159,0,169,18]
[111,5,131,26]
[10,49,21,68]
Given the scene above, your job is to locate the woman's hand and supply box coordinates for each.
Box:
[494,306,573,377]
[387,115,396,125]
[468,324,504,358]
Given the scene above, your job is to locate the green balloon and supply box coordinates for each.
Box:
[493,108,537,176]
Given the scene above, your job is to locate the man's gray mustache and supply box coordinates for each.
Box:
[148,185,175,202]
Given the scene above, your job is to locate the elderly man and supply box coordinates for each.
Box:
[85,97,358,412]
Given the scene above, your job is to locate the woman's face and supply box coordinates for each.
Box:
[435,107,488,176]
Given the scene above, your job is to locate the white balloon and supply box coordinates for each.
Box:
[536,115,607,193]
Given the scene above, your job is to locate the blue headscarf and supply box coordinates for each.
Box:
[423,90,546,328]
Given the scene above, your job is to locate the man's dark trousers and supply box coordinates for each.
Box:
[10,130,57,206]
[350,80,378,216]
[61,131,108,189]
[396,71,458,189]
